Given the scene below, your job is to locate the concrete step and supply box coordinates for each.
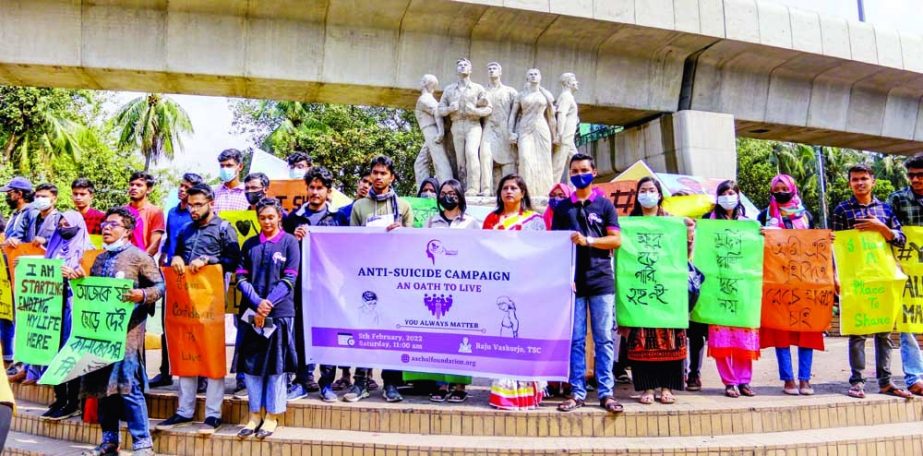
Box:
[1,431,140,456]
[9,401,923,456]
[13,382,923,438]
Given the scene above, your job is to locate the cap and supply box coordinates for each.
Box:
[0,177,33,193]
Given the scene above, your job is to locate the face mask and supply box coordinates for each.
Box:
[548,197,566,210]
[218,166,238,183]
[637,192,660,209]
[34,197,52,211]
[439,195,459,210]
[772,191,794,204]
[717,195,739,211]
[570,173,594,189]
[420,191,436,199]
[103,238,127,252]
[245,191,265,206]
[289,168,307,180]
[58,226,80,240]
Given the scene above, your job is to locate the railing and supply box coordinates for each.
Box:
[575,124,622,147]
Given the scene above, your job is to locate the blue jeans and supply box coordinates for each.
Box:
[569,294,615,401]
[775,347,813,382]
[0,320,13,362]
[99,382,152,451]
[900,333,923,387]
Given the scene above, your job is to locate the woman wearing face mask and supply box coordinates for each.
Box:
[407,180,479,403]
[417,178,440,199]
[756,174,822,396]
[703,180,760,398]
[26,212,95,421]
[622,177,700,404]
[543,183,572,229]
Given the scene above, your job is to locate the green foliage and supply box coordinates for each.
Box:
[736,138,909,224]
[112,94,193,171]
[231,100,423,196]
[0,86,143,215]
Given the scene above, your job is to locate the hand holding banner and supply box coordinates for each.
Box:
[691,219,764,328]
[3,243,46,285]
[39,276,134,385]
[834,230,906,335]
[14,258,64,365]
[616,217,690,328]
[896,226,923,332]
[760,229,835,332]
[163,265,227,379]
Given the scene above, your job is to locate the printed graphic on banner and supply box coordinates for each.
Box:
[0,253,13,321]
[405,197,439,228]
[596,181,638,216]
[834,230,905,335]
[164,265,227,379]
[894,227,923,332]
[760,230,835,332]
[691,219,764,328]
[616,217,689,328]
[221,210,260,247]
[304,228,574,380]
[14,258,64,365]
[39,276,133,385]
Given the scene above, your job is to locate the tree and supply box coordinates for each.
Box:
[0,87,92,173]
[231,100,423,196]
[113,93,193,171]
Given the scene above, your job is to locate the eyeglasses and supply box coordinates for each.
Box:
[100,221,124,229]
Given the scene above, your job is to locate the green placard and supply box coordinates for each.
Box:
[690,219,764,328]
[406,197,439,228]
[39,276,134,385]
[616,216,690,329]
[14,257,64,365]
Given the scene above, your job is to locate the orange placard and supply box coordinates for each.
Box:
[2,243,46,284]
[267,179,306,212]
[163,265,227,379]
[80,249,103,276]
[596,180,638,215]
[760,229,835,332]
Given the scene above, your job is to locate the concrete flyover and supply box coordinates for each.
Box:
[1,0,922,156]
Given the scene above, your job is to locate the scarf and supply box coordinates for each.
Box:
[368,187,399,219]
[543,183,573,229]
[45,211,95,269]
[494,211,542,231]
[767,174,809,229]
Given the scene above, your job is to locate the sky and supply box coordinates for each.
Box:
[136,0,923,175]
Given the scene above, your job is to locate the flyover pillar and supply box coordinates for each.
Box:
[591,110,737,181]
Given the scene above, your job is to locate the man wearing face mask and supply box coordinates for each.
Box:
[244,173,271,210]
[30,183,63,247]
[552,153,624,414]
[282,167,345,401]
[0,177,38,378]
[148,172,204,389]
[158,184,240,434]
[213,149,249,213]
[287,152,312,180]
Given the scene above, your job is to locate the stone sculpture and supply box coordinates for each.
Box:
[509,68,557,198]
[479,62,519,195]
[438,58,492,195]
[554,72,580,183]
[413,74,452,189]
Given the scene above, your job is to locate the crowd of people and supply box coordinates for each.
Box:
[2,148,923,456]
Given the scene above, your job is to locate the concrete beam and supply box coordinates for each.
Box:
[0,0,922,154]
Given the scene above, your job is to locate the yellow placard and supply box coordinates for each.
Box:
[0,253,12,321]
[833,230,905,335]
[220,210,260,248]
[895,226,923,332]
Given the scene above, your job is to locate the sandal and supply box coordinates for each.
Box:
[799,381,815,396]
[880,384,913,399]
[783,381,799,396]
[446,390,469,403]
[908,382,923,397]
[738,384,756,397]
[639,391,655,404]
[601,396,624,414]
[724,385,740,398]
[430,390,449,402]
[685,375,702,392]
[659,390,676,404]
[847,383,866,399]
[616,373,632,384]
[556,397,585,412]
